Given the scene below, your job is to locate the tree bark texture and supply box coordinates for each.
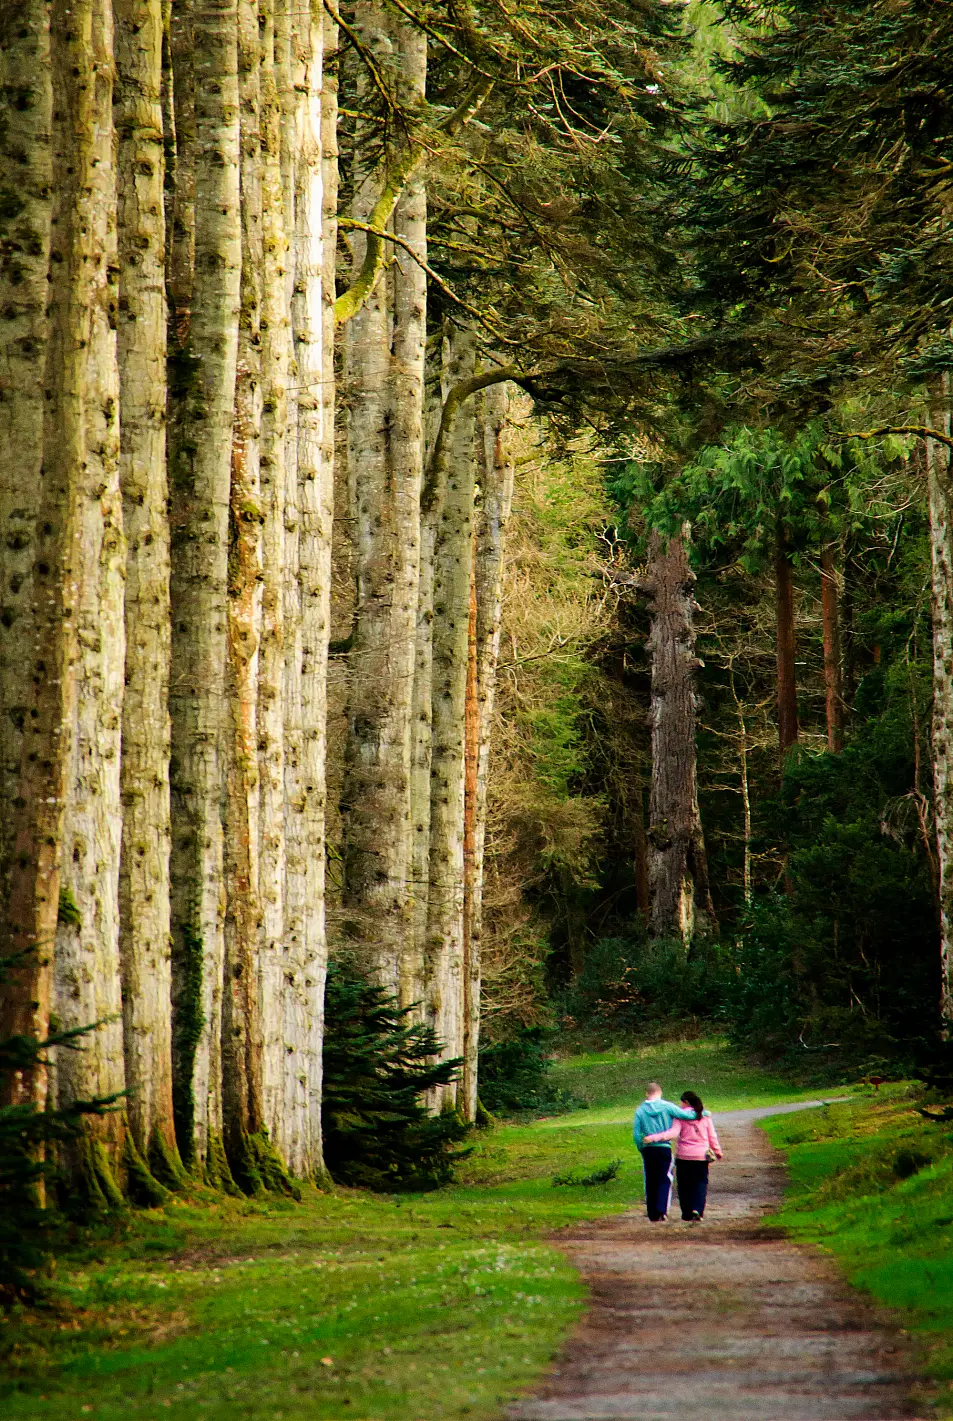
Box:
[114,0,178,1162]
[0,0,88,1110]
[340,4,419,997]
[167,0,241,1170]
[52,0,129,1173]
[222,0,265,1169]
[928,381,953,1027]
[426,329,478,1097]
[284,0,329,1176]
[643,530,716,944]
[461,382,514,1119]
[0,0,52,933]
[256,0,291,1150]
[390,21,428,1011]
[775,528,799,758]
[820,543,844,754]
[407,353,447,1018]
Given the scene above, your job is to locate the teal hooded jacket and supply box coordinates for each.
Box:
[633,1098,697,1151]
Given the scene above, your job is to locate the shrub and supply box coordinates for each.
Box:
[0,952,115,1305]
[561,927,731,1035]
[477,1027,579,1116]
[321,960,471,1192]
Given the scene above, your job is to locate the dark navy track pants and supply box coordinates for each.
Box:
[675,1158,710,1219]
[641,1145,673,1220]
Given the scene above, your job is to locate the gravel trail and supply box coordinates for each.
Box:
[509,1101,922,1421]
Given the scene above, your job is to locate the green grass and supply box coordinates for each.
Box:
[763,1088,953,1418]
[1,1038,828,1421]
[547,1034,841,1125]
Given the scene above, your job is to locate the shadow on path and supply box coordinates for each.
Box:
[509,1100,923,1421]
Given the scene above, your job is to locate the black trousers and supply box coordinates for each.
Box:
[675,1158,709,1219]
[641,1145,674,1220]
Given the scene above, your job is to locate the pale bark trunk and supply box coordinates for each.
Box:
[256,0,290,1150]
[820,543,844,753]
[52,0,128,1176]
[391,24,428,1012]
[928,381,953,1027]
[408,352,447,1016]
[461,383,514,1119]
[643,530,716,944]
[222,0,265,1169]
[287,0,329,1177]
[167,0,241,1171]
[115,0,178,1163]
[0,0,52,940]
[0,1,84,1111]
[775,528,799,758]
[340,5,418,997]
[426,329,478,1100]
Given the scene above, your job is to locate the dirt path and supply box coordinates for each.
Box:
[510,1102,922,1421]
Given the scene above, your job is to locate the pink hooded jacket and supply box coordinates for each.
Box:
[644,1113,722,1161]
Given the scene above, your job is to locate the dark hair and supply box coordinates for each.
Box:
[681,1090,704,1120]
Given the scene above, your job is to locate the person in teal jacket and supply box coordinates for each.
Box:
[633,1083,697,1220]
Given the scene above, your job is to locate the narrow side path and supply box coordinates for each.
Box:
[509,1102,921,1421]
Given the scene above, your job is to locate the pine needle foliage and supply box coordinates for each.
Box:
[321,961,471,1192]
[0,952,118,1305]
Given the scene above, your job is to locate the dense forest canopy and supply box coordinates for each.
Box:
[1,0,952,1226]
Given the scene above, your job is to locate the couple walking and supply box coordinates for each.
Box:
[633,1081,722,1222]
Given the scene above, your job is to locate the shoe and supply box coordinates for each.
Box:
[691,1210,702,1222]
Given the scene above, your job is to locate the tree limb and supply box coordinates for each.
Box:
[846,424,953,451]
[422,366,524,514]
[334,76,495,326]
[338,218,516,343]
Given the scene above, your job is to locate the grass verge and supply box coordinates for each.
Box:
[763,1087,953,1418]
[2,1038,824,1421]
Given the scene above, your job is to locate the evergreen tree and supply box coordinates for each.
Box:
[321,960,471,1191]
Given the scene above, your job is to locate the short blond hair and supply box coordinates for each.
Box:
[646,1082,662,1096]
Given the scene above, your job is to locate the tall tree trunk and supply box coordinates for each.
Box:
[0,0,55,1108]
[115,0,179,1169]
[222,0,265,1177]
[775,527,799,758]
[340,5,419,996]
[426,329,478,1100]
[167,0,241,1174]
[462,382,514,1119]
[256,0,290,1153]
[288,0,329,1177]
[820,543,844,753]
[928,382,953,1027]
[52,0,129,1184]
[643,530,716,943]
[391,22,428,1011]
[408,347,447,1016]
[0,0,52,942]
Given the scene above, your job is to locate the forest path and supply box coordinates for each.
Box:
[509,1102,921,1421]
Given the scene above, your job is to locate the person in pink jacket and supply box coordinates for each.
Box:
[643,1090,722,1222]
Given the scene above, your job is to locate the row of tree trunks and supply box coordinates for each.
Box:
[0,0,332,1186]
[340,2,430,1022]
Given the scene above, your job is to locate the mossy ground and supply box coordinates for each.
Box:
[763,1086,953,1418]
[1,1039,832,1421]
